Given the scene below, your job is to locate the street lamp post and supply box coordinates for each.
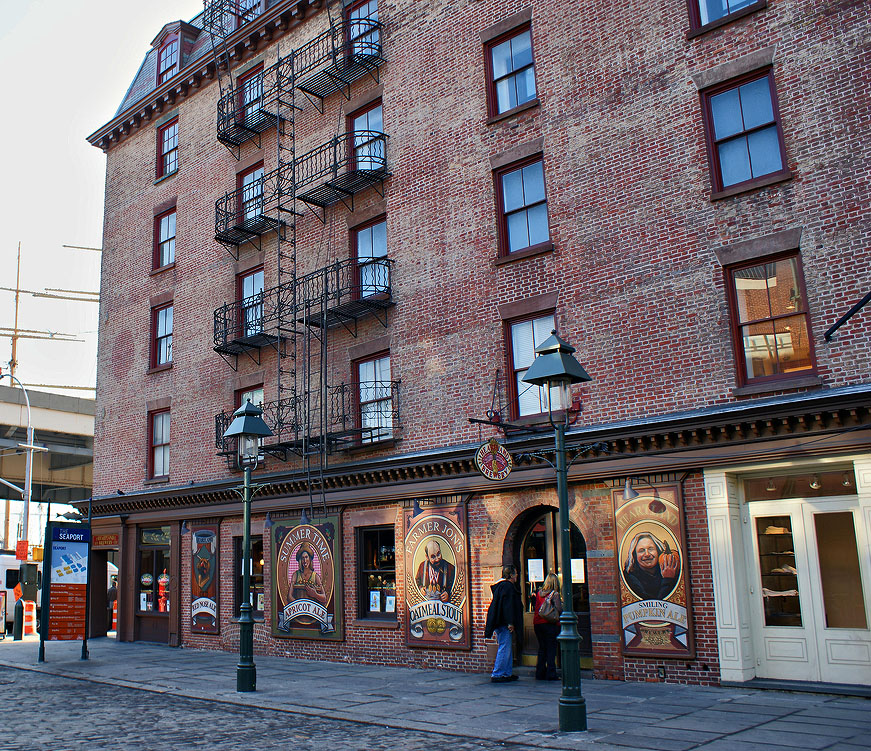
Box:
[522,331,591,733]
[222,401,273,693]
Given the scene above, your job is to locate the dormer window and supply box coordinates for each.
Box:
[158,36,179,85]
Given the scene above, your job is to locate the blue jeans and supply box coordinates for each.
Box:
[491,626,513,678]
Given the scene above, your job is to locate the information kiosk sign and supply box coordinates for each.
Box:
[44,523,91,641]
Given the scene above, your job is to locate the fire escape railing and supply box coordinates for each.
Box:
[202,0,264,37]
[213,282,292,354]
[216,55,286,147]
[215,380,400,454]
[214,165,291,247]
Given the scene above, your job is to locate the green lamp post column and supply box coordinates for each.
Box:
[222,400,273,693]
[522,330,591,732]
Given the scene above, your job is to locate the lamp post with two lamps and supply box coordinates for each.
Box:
[221,400,274,693]
[521,330,591,733]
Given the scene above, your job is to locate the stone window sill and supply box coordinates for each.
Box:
[487,98,540,125]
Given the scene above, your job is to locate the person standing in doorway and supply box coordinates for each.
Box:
[533,573,562,680]
[484,564,523,683]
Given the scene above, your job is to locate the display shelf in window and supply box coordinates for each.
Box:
[755,515,801,627]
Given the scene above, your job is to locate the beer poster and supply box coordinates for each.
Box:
[403,499,471,650]
[614,484,694,658]
[190,525,219,634]
[272,516,343,641]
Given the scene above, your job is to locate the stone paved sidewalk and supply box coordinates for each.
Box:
[0,636,867,750]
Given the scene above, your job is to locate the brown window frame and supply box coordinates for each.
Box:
[147,409,170,480]
[157,119,179,179]
[236,267,265,337]
[237,162,265,223]
[237,64,264,125]
[346,0,380,56]
[353,350,392,445]
[700,69,789,196]
[687,0,767,35]
[351,214,388,300]
[504,311,557,420]
[150,302,173,369]
[356,525,396,621]
[494,154,551,258]
[347,99,384,171]
[484,23,537,118]
[153,208,176,270]
[724,251,817,388]
[157,35,180,85]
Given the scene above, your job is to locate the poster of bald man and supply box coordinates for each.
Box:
[404,499,471,650]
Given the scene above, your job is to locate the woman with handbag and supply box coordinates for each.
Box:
[533,573,562,680]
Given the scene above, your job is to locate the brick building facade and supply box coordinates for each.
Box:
[86,0,871,687]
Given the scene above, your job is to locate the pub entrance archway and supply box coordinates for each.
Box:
[513,507,592,668]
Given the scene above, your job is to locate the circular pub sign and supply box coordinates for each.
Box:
[140,573,154,587]
[475,438,513,481]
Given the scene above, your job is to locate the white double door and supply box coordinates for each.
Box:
[746,497,871,685]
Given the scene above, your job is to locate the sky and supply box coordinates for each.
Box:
[0,0,205,396]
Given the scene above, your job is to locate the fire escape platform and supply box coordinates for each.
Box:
[297,168,390,208]
[296,52,384,101]
[214,213,284,247]
[213,331,281,356]
[217,110,279,148]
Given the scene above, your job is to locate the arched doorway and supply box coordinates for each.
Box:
[515,508,592,669]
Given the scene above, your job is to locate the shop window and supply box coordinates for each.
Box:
[755,516,801,627]
[238,268,264,337]
[357,526,396,619]
[486,25,536,116]
[138,526,171,612]
[701,70,788,193]
[356,353,392,443]
[690,0,764,30]
[154,209,176,269]
[157,36,179,85]
[353,216,388,298]
[238,65,264,125]
[495,156,550,256]
[350,101,384,171]
[726,254,815,386]
[234,535,264,617]
[507,313,556,417]
[148,410,170,479]
[157,119,179,178]
[238,164,264,222]
[151,303,173,367]
[347,0,379,55]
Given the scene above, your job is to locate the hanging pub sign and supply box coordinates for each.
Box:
[190,525,219,634]
[272,516,343,641]
[475,438,513,481]
[614,484,694,658]
[403,499,471,650]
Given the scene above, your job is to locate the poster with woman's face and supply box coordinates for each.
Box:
[272,517,343,641]
[190,525,218,634]
[613,485,694,658]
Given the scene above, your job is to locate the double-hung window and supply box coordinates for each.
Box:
[347,0,379,56]
[154,209,176,269]
[149,410,170,479]
[354,218,388,298]
[157,119,179,178]
[508,314,557,417]
[702,70,788,193]
[157,37,179,84]
[496,157,550,255]
[152,304,173,367]
[239,165,264,223]
[239,269,264,337]
[487,27,536,116]
[726,255,815,385]
[357,354,392,443]
[238,66,263,125]
[351,102,384,171]
[692,0,763,30]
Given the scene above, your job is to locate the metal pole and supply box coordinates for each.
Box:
[237,465,256,692]
[81,498,91,660]
[555,422,587,732]
[23,424,33,546]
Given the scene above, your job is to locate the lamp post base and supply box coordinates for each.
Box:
[559,696,588,732]
[237,663,256,693]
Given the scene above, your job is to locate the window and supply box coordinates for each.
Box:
[238,385,264,408]
[357,353,392,443]
[151,303,173,367]
[138,526,170,612]
[486,26,536,116]
[353,217,388,297]
[508,313,558,417]
[727,254,815,385]
[238,66,263,125]
[149,411,170,479]
[357,526,396,619]
[157,37,179,85]
[347,0,379,55]
[234,536,264,616]
[236,0,261,28]
[496,157,550,255]
[692,0,762,29]
[238,164,264,222]
[157,119,178,178]
[154,209,176,269]
[351,102,384,171]
[238,268,264,337]
[702,70,788,193]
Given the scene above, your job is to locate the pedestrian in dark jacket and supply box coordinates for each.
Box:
[484,564,523,682]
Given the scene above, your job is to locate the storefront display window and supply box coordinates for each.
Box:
[357,526,395,619]
[138,526,171,613]
[234,536,264,617]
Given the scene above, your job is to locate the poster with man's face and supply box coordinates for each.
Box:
[613,484,694,658]
[272,517,343,641]
[190,525,219,634]
[403,500,471,650]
